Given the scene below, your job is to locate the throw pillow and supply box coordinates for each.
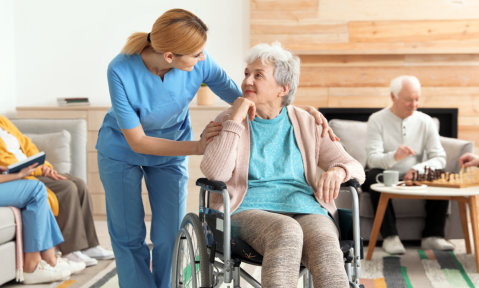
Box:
[440,136,474,173]
[329,119,368,167]
[24,130,72,174]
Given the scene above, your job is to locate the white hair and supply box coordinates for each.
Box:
[245,42,300,106]
[390,75,421,98]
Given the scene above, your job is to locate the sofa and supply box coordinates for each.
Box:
[323,108,474,241]
[0,118,87,286]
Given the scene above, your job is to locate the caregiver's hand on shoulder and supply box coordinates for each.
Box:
[297,105,339,141]
[315,167,346,204]
[41,165,67,181]
[229,98,256,122]
[202,121,222,143]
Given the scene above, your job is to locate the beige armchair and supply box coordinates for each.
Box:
[0,118,87,285]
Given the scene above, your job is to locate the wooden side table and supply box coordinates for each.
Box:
[367,183,479,272]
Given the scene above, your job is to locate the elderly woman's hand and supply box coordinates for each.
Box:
[41,165,67,181]
[0,163,39,183]
[229,98,256,122]
[0,163,38,179]
[17,163,39,179]
[315,167,346,204]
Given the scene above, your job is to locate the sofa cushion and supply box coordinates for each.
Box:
[329,119,368,167]
[0,241,16,286]
[25,130,72,174]
[0,208,15,244]
[440,136,474,173]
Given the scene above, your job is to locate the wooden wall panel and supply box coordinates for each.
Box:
[292,87,328,107]
[251,0,479,151]
[251,1,479,54]
[327,87,390,108]
[404,54,479,66]
[349,20,479,43]
[300,66,479,87]
[317,0,479,21]
[251,21,347,35]
[250,33,348,47]
[251,0,479,22]
[459,126,479,151]
[251,0,318,19]
[300,55,404,67]
[251,0,318,11]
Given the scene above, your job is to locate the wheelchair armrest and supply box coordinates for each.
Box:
[196,178,227,192]
[341,179,360,189]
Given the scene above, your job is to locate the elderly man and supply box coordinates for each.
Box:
[361,75,454,254]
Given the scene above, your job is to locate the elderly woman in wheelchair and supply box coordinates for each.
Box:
[172,42,365,288]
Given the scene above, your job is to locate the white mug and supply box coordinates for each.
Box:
[376,170,399,186]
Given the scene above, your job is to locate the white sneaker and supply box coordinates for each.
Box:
[382,235,406,254]
[65,251,98,267]
[23,260,71,284]
[421,237,455,251]
[82,245,115,260]
[56,257,86,274]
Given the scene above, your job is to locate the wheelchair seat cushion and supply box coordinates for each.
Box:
[231,237,263,265]
[229,237,362,265]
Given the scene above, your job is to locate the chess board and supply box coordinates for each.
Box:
[408,167,479,188]
[416,181,476,188]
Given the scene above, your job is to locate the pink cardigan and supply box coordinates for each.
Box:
[201,105,365,222]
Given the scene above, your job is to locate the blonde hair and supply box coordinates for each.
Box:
[122,9,208,55]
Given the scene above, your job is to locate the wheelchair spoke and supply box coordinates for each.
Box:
[172,213,212,288]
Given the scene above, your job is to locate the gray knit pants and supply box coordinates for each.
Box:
[232,210,349,288]
[37,174,99,254]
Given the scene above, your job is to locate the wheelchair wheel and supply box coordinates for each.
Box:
[172,213,211,288]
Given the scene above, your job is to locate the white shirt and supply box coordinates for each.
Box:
[0,127,27,161]
[366,108,446,175]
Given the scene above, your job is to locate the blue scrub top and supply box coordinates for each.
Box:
[96,50,242,166]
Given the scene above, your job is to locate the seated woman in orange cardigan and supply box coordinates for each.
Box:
[0,116,113,266]
[0,164,77,284]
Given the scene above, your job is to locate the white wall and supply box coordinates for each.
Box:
[0,0,15,116]
[11,0,249,110]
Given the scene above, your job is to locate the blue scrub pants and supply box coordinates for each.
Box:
[0,179,63,252]
[98,153,188,288]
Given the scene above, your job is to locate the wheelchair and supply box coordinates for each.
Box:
[171,178,364,288]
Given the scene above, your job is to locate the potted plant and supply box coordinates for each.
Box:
[196,83,214,106]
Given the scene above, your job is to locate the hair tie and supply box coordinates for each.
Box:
[147,33,151,43]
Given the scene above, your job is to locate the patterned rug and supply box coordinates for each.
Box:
[77,242,479,288]
[360,245,479,288]
[84,261,117,288]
